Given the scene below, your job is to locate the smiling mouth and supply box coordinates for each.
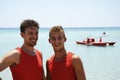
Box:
[31,38,37,42]
[54,43,61,47]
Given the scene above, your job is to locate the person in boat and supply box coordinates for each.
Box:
[46,25,86,80]
[0,19,46,80]
[87,37,90,43]
[99,37,102,42]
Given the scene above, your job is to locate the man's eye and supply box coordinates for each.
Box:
[29,32,33,35]
[51,37,56,41]
[58,37,62,40]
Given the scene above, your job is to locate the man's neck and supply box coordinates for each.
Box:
[21,45,35,56]
[54,49,67,61]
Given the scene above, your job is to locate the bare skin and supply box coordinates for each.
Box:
[46,31,86,80]
[0,50,20,72]
[0,27,46,80]
[0,27,38,71]
[72,55,86,80]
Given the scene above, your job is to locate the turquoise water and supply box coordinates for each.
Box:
[0,27,120,80]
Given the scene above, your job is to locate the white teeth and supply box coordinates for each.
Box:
[55,44,60,47]
[31,39,36,41]
[55,44,59,45]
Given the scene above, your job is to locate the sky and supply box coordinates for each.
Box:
[0,0,120,28]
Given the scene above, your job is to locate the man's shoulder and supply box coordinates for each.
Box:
[35,49,41,52]
[67,51,81,62]
[46,55,54,63]
[8,48,20,56]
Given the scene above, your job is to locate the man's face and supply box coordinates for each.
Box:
[49,32,66,52]
[21,27,39,47]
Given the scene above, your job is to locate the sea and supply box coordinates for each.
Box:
[0,27,120,80]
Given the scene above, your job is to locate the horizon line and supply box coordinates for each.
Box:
[0,26,120,29]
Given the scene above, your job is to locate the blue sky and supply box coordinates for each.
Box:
[0,0,120,28]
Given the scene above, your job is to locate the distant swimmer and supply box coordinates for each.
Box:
[103,32,106,35]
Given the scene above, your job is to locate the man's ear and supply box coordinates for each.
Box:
[20,32,24,38]
[48,38,51,43]
[65,37,67,42]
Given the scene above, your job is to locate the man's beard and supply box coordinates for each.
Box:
[27,41,37,47]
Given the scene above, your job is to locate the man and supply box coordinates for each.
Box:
[0,19,46,80]
[46,25,86,80]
